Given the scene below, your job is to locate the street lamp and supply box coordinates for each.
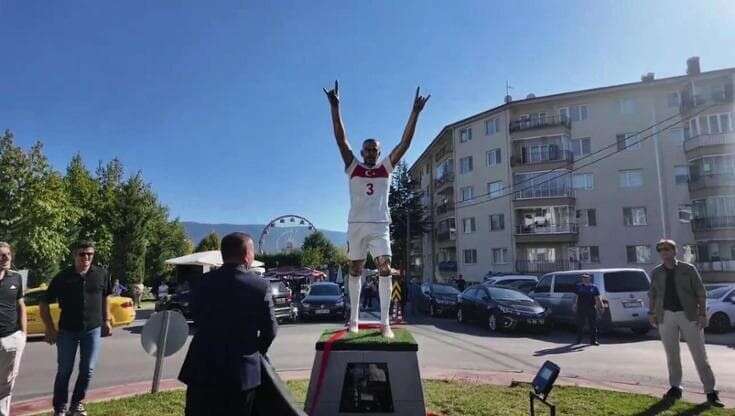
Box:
[529,360,560,416]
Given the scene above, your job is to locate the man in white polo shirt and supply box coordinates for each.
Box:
[324,81,429,338]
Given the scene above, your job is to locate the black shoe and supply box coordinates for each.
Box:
[664,386,683,400]
[592,340,600,346]
[707,391,725,408]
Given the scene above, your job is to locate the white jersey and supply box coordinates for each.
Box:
[346,157,394,223]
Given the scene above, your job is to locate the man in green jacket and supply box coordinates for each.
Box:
[648,239,723,407]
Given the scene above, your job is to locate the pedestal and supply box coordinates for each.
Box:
[304,326,425,416]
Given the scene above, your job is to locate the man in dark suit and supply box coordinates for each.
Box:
[179,232,278,416]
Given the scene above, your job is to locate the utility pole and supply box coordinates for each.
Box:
[405,207,410,280]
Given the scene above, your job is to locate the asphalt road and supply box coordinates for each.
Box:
[14,308,735,403]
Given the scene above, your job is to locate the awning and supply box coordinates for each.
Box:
[165,250,265,268]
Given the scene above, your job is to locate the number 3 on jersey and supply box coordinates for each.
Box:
[366,183,374,195]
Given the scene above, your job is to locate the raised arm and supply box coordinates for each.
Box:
[323,80,355,170]
[390,86,430,167]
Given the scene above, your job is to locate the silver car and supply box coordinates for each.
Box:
[529,268,651,334]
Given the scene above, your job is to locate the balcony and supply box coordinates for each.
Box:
[515,260,579,275]
[513,187,575,208]
[514,223,579,244]
[436,230,456,242]
[509,115,571,140]
[680,86,734,114]
[511,149,574,172]
[436,201,455,216]
[433,172,454,190]
[434,144,453,162]
[695,260,735,273]
[688,173,735,194]
[683,132,735,155]
[692,216,735,232]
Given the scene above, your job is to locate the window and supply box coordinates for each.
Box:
[619,169,643,188]
[682,244,697,263]
[460,186,473,202]
[485,118,500,135]
[558,107,569,122]
[491,248,508,264]
[704,112,733,134]
[463,249,477,264]
[572,173,594,190]
[668,128,684,143]
[489,214,505,231]
[535,275,552,293]
[619,97,637,115]
[576,209,597,227]
[569,246,600,263]
[425,164,431,175]
[626,245,652,264]
[617,133,641,150]
[486,149,501,166]
[684,118,699,139]
[462,217,476,233]
[554,275,578,293]
[674,165,689,185]
[487,181,503,198]
[570,137,591,158]
[623,207,647,226]
[603,271,650,292]
[570,105,588,122]
[459,156,473,174]
[460,127,472,143]
[667,92,681,108]
[678,204,692,223]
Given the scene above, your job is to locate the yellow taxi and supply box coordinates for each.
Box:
[25,285,137,336]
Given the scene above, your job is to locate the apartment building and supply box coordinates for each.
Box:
[409,57,735,283]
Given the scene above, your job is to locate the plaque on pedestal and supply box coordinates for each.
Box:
[304,325,425,416]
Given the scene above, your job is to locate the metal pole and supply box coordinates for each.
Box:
[406,207,410,279]
[151,311,171,393]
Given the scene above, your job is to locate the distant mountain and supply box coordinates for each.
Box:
[181,221,347,254]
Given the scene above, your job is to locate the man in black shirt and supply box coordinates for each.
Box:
[0,242,26,416]
[40,241,112,416]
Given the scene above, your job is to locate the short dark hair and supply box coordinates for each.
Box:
[362,138,380,148]
[72,240,95,252]
[220,232,253,262]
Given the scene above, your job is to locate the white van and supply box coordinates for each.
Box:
[529,268,651,334]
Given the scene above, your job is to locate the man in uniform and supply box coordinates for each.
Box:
[324,81,429,338]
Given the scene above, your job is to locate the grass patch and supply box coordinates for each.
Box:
[40,380,734,415]
[317,327,417,346]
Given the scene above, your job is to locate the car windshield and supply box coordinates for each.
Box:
[309,285,340,296]
[488,287,531,301]
[706,286,732,299]
[432,285,459,295]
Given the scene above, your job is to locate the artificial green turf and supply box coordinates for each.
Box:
[317,327,417,345]
[40,380,735,415]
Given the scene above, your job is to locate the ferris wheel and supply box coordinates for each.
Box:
[258,214,317,254]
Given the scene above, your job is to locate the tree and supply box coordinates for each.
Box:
[195,232,220,252]
[302,231,338,265]
[0,132,80,280]
[301,247,324,268]
[145,208,192,285]
[388,161,430,274]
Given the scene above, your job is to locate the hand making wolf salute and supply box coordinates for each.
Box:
[324,80,429,338]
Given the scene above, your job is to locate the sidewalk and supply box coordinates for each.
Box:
[11,368,733,415]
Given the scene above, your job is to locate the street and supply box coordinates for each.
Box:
[14,308,735,404]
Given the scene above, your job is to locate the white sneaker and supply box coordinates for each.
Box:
[381,325,394,339]
[348,321,359,333]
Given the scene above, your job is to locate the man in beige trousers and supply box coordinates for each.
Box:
[648,239,723,407]
[0,242,27,416]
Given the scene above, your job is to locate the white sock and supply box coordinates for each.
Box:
[348,274,362,325]
[379,275,392,327]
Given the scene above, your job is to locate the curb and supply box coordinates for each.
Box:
[12,368,733,415]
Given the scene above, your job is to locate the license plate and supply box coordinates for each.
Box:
[528,319,544,325]
[276,299,287,305]
[623,301,642,308]
[315,309,330,314]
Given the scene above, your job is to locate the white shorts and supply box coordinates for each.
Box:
[347,222,392,261]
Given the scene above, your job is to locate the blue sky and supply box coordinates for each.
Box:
[1,1,733,231]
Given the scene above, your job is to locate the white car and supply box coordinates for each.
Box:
[706,284,735,333]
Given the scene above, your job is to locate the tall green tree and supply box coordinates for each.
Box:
[388,161,430,274]
[195,232,220,252]
[301,247,324,268]
[0,131,80,279]
[302,231,338,265]
[145,207,192,284]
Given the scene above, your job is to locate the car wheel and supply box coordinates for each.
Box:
[710,313,731,333]
[457,308,465,324]
[488,313,499,332]
[631,327,650,335]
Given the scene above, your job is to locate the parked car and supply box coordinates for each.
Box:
[156,277,298,323]
[457,285,547,332]
[418,283,460,317]
[300,282,346,321]
[706,284,735,333]
[25,286,136,336]
[484,275,538,286]
[495,279,538,295]
[529,269,651,334]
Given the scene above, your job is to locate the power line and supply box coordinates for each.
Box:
[451,102,717,212]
